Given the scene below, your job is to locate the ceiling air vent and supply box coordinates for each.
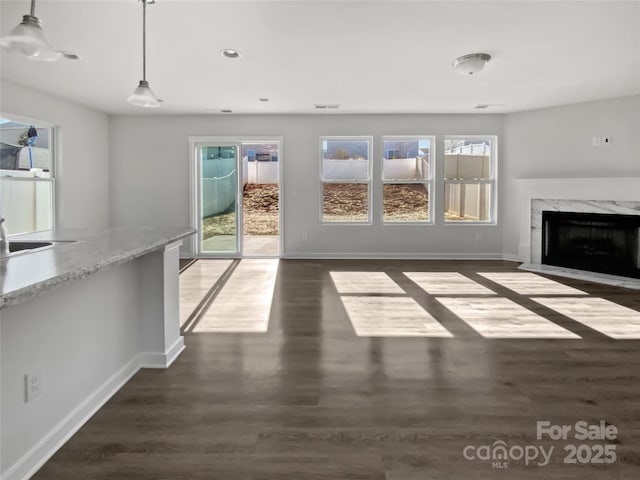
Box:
[315,104,340,109]
[220,109,233,113]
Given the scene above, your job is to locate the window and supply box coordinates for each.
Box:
[382,136,434,223]
[0,115,55,235]
[443,136,496,223]
[321,137,371,223]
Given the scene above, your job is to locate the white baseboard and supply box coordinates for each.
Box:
[518,242,531,262]
[282,252,506,260]
[1,342,185,480]
[2,356,141,480]
[139,337,185,369]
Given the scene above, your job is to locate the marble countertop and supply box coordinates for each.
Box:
[0,227,195,310]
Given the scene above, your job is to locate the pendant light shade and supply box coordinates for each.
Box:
[128,0,162,108]
[0,1,78,61]
[128,80,161,108]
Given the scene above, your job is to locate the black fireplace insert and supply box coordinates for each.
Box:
[542,210,640,278]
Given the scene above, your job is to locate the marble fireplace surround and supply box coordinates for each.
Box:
[530,198,640,264]
[513,178,640,287]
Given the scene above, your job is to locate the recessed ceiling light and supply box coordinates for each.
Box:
[221,49,241,59]
[452,53,491,75]
[259,98,269,102]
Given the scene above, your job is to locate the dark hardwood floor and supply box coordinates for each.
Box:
[179,258,197,273]
[33,260,640,479]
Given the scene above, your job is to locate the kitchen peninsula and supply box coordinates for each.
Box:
[0,226,195,480]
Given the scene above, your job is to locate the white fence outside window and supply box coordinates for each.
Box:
[201,156,280,217]
[322,159,369,181]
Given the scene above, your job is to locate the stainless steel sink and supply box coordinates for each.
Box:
[9,241,53,253]
[1,240,78,259]
[1,241,55,258]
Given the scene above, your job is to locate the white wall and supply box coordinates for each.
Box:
[109,114,504,257]
[0,80,110,230]
[1,244,183,480]
[502,95,640,258]
[4,83,634,259]
[1,261,141,479]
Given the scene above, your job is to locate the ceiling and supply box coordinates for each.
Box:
[1,0,639,115]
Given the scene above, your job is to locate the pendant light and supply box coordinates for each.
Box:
[127,0,162,108]
[0,0,79,61]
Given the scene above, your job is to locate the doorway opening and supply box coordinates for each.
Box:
[241,143,279,256]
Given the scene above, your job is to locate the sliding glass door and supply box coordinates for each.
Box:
[197,143,241,255]
[191,136,283,258]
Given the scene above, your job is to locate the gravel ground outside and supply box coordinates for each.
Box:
[383,184,429,222]
[203,183,436,238]
[322,183,369,222]
[203,184,280,238]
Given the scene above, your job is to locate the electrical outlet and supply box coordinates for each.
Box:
[593,136,612,147]
[25,372,43,402]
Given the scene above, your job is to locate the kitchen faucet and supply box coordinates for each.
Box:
[0,217,9,256]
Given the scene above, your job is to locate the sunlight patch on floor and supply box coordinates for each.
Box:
[179,260,233,326]
[532,297,640,339]
[436,297,580,339]
[404,272,496,295]
[478,272,588,296]
[193,259,279,333]
[340,296,453,337]
[329,271,405,294]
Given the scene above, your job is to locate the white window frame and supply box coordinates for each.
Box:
[320,136,373,225]
[0,112,56,235]
[443,135,497,225]
[381,135,435,225]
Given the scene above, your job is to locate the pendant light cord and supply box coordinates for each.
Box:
[142,0,147,81]
[30,0,36,16]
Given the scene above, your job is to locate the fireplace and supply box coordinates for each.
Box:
[542,211,640,278]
